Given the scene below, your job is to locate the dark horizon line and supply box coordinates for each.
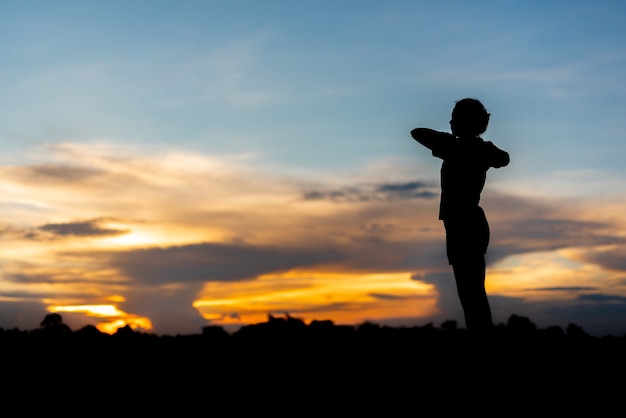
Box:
[6,311,625,341]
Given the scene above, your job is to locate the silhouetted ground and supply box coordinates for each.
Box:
[2,313,624,413]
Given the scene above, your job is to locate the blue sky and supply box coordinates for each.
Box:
[1,1,626,336]
[4,1,625,173]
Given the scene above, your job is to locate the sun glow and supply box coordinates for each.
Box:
[49,304,126,317]
[48,304,153,334]
[97,317,153,334]
[100,231,164,247]
[96,222,226,248]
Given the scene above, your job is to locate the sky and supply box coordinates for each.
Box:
[1,0,626,337]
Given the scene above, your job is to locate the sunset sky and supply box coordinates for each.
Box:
[2,0,626,336]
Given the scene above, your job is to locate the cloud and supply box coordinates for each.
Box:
[4,270,125,288]
[507,218,616,250]
[4,164,103,184]
[577,293,626,303]
[37,219,129,238]
[571,244,626,272]
[1,218,129,242]
[107,242,343,285]
[120,283,208,336]
[483,191,624,264]
[5,273,67,285]
[368,292,428,301]
[302,180,437,202]
[531,286,598,292]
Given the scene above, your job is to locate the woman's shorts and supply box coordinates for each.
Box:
[443,207,490,265]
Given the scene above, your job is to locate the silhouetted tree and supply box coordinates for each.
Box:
[114,324,135,337]
[441,319,459,332]
[38,313,71,335]
[566,323,590,339]
[202,325,230,341]
[234,313,308,341]
[541,325,566,339]
[356,321,381,334]
[74,324,105,338]
[506,314,537,336]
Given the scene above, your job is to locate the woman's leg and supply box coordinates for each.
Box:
[445,208,493,334]
[452,256,492,333]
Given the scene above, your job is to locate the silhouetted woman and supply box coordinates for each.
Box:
[411,98,510,335]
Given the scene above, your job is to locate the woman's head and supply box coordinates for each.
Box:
[450,98,490,137]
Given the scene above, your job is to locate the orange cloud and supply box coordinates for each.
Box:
[193,271,437,328]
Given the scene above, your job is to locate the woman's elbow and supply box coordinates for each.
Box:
[496,153,510,168]
[410,128,429,142]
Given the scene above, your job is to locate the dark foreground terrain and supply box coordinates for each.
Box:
[3,313,624,413]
